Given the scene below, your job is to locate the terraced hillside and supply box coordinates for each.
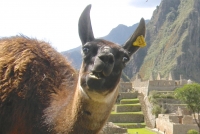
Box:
[108,92,145,129]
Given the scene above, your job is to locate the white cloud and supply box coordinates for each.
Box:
[0,0,159,52]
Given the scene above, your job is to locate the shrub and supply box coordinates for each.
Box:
[187,129,199,134]
[152,104,160,117]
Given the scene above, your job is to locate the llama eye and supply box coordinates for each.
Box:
[122,56,129,63]
[82,47,89,54]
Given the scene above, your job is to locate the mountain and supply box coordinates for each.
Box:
[61,21,149,70]
[136,0,200,82]
[62,46,82,69]
[103,24,141,45]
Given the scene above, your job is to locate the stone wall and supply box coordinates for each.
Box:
[155,98,187,113]
[165,104,187,114]
[156,114,199,134]
[118,92,138,100]
[182,115,193,124]
[158,98,181,104]
[173,124,198,134]
[156,114,182,134]
[148,80,176,93]
[156,114,174,134]
[132,76,189,96]
[118,82,132,92]
[144,96,156,127]
[177,107,191,116]
[116,104,141,113]
[133,79,149,96]
[109,114,144,123]
[100,122,127,134]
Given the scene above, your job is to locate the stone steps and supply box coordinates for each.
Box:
[120,99,140,104]
[116,104,141,112]
[109,112,144,123]
[109,92,145,129]
[119,92,138,99]
[114,123,146,129]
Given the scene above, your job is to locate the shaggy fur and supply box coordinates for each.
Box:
[0,36,77,134]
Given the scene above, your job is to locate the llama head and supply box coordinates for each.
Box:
[78,5,146,101]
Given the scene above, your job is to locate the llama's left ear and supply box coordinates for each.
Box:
[123,18,146,55]
[78,4,95,45]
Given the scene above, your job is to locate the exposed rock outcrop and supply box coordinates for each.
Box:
[99,122,128,134]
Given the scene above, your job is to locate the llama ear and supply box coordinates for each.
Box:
[78,4,95,45]
[122,18,146,55]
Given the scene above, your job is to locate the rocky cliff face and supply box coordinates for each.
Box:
[134,0,200,82]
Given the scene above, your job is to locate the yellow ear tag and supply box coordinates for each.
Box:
[133,35,146,47]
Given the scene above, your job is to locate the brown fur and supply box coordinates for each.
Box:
[0,36,77,134]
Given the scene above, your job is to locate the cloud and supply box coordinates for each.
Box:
[0,0,159,51]
[128,0,161,8]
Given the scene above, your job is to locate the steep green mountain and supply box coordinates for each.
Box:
[136,0,200,82]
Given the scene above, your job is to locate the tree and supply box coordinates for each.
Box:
[175,83,200,133]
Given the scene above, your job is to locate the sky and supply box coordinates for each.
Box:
[0,0,161,52]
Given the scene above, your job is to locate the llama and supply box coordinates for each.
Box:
[0,5,146,134]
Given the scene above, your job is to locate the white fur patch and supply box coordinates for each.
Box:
[79,85,119,104]
[79,85,90,99]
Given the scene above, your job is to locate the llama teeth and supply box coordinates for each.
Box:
[90,73,99,79]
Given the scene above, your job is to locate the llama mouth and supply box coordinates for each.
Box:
[89,72,105,79]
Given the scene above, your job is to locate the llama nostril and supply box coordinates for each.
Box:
[108,56,114,64]
[99,54,114,65]
[97,53,115,76]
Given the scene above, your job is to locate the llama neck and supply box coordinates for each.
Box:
[69,82,118,133]
[50,78,118,134]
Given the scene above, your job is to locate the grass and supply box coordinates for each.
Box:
[111,111,143,114]
[115,123,146,126]
[120,99,140,104]
[114,123,146,129]
[115,103,141,106]
[128,128,156,134]
[121,99,139,101]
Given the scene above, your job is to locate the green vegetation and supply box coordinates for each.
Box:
[175,83,200,133]
[111,111,143,114]
[115,104,141,106]
[187,129,199,134]
[115,123,146,128]
[149,90,175,100]
[128,128,156,134]
[115,123,146,127]
[120,98,140,104]
[151,104,166,118]
[148,90,175,117]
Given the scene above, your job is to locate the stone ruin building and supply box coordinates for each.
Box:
[133,72,192,96]
[156,107,198,134]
